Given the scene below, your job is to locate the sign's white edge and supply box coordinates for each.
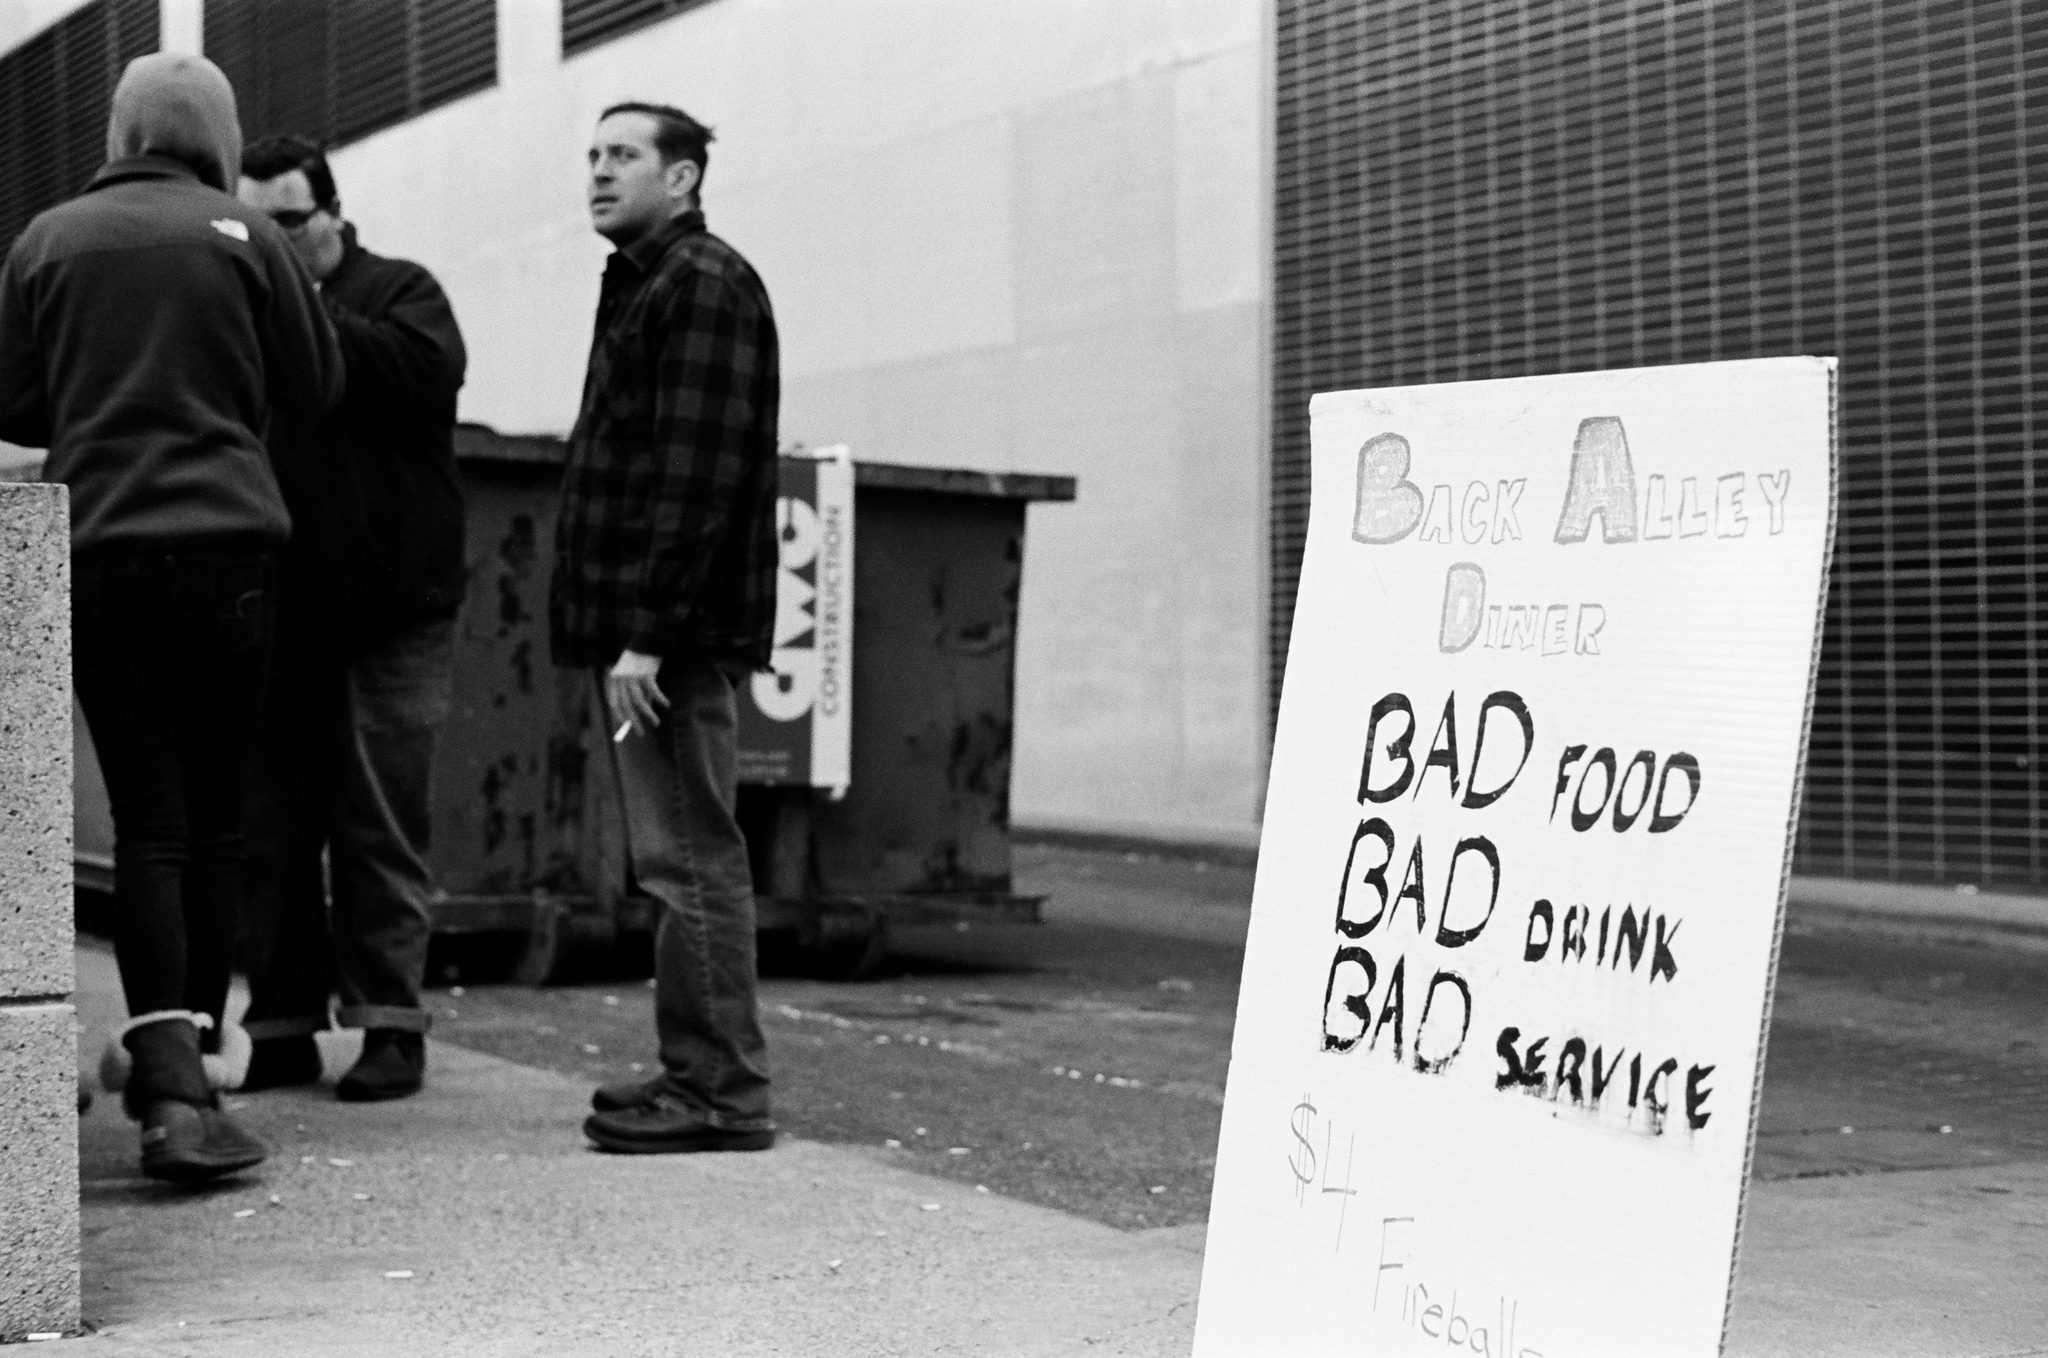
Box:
[1717,356,1839,1354]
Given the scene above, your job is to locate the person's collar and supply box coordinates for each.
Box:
[324,220,364,284]
[616,207,705,274]
[88,154,203,191]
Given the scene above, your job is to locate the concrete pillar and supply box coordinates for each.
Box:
[0,484,78,1341]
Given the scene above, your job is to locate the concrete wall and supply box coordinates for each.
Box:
[0,22,93,1331]
[310,0,1270,845]
[0,485,78,1341]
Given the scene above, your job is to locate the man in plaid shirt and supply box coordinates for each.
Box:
[553,101,779,1154]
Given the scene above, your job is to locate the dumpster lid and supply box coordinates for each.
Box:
[453,426,566,465]
[849,460,1073,502]
[455,426,1075,502]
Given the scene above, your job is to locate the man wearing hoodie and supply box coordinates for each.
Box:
[0,54,342,1182]
[233,135,468,1102]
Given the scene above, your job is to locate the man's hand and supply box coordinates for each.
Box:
[608,649,668,737]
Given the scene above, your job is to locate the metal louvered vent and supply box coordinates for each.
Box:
[562,0,714,60]
[0,0,160,256]
[1274,1,2048,889]
[201,0,497,150]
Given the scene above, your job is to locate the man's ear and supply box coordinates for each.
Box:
[665,158,701,204]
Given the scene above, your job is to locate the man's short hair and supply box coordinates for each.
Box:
[601,101,714,184]
[242,134,337,209]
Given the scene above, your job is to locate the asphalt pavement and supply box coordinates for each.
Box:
[422,846,1250,1232]
[47,843,2048,1355]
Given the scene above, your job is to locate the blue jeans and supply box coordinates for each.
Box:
[600,652,773,1131]
[242,615,455,1038]
[73,549,275,1030]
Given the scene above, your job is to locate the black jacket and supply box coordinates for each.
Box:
[0,156,342,553]
[267,224,467,653]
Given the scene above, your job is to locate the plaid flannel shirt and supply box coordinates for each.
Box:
[551,210,781,669]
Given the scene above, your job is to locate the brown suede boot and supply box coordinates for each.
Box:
[123,1014,268,1183]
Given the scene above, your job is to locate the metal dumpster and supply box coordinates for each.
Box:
[74,428,1075,980]
[72,429,1074,979]
[402,426,1074,979]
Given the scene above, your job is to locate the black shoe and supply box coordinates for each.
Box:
[335,1030,425,1102]
[140,1100,269,1183]
[583,1100,775,1155]
[590,1075,664,1113]
[240,1035,322,1092]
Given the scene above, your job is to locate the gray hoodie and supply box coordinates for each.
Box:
[0,54,343,553]
[105,53,243,192]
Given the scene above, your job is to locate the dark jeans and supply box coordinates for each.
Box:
[73,549,275,1031]
[241,615,455,1039]
[599,651,772,1130]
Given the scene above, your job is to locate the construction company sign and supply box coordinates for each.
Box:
[1194,359,1836,1358]
[736,449,853,793]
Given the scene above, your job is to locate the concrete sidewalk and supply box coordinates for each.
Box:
[63,944,1200,1357]
[55,940,2048,1358]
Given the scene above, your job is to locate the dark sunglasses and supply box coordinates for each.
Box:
[267,206,325,229]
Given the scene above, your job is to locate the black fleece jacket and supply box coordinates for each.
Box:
[0,156,342,553]
[267,224,468,653]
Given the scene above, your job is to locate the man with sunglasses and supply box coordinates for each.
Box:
[234,135,468,1102]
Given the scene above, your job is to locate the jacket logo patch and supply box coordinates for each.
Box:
[210,218,250,242]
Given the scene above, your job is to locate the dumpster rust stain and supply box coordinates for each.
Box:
[496,514,535,636]
[949,712,1013,806]
[480,756,516,855]
[488,515,538,711]
[901,545,1024,893]
[919,705,1013,893]
[943,619,1012,656]
[928,549,1023,658]
[545,731,587,838]
[508,638,533,695]
[479,754,544,885]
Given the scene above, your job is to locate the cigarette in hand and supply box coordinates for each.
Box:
[613,721,633,743]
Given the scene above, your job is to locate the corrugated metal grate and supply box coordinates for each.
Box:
[562,0,714,60]
[0,0,160,256]
[1274,0,2048,889]
[202,0,497,151]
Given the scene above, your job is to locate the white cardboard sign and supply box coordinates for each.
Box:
[1195,359,1836,1358]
